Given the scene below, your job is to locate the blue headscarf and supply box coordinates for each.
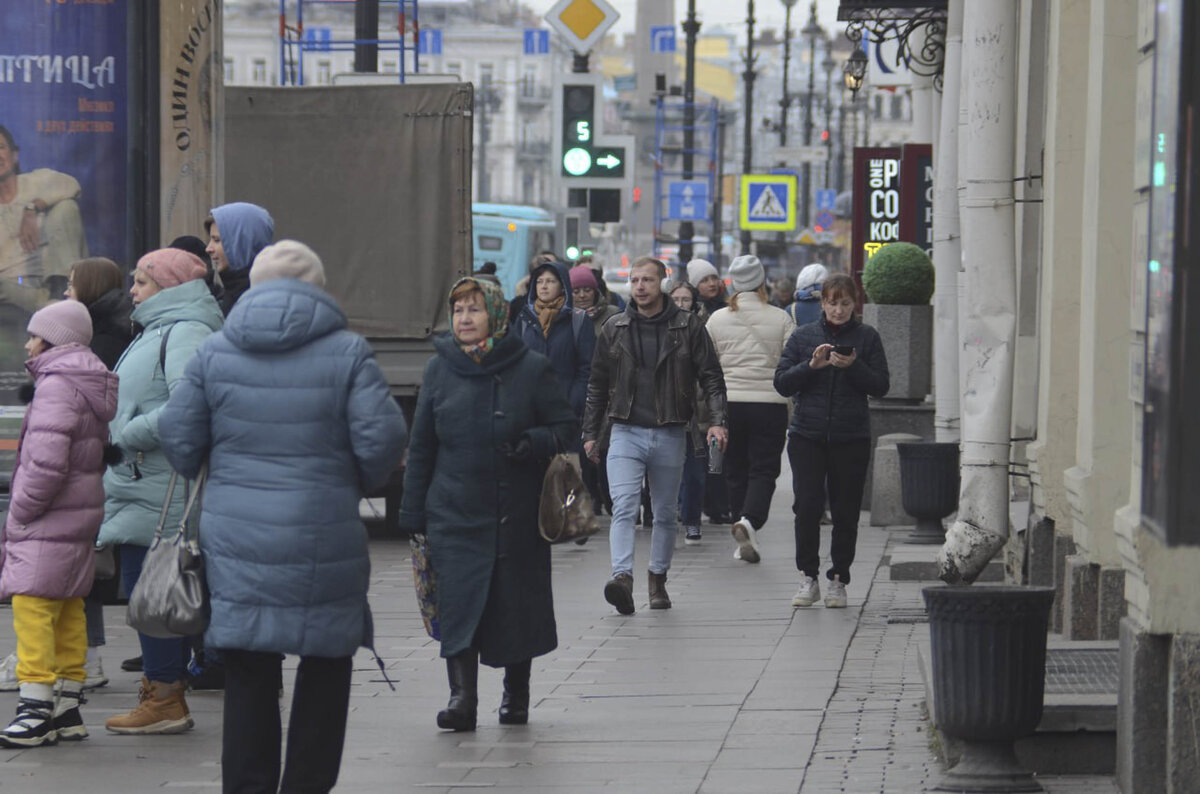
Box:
[210,202,275,272]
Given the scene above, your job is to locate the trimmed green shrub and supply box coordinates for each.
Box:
[861,242,935,304]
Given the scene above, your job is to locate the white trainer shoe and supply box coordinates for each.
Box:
[825,575,848,608]
[83,648,108,691]
[791,575,821,607]
[731,518,760,563]
[0,653,18,692]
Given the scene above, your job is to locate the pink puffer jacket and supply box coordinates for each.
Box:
[0,344,118,599]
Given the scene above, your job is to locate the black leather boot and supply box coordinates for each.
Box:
[498,660,531,725]
[436,651,478,731]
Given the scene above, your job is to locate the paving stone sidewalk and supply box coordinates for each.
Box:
[0,499,1118,792]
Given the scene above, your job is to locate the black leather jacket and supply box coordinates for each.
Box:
[582,302,727,441]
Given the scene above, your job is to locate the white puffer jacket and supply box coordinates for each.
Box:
[706,292,796,404]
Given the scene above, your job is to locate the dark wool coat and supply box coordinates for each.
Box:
[399,332,577,667]
[513,261,596,418]
[774,315,890,442]
[86,287,134,371]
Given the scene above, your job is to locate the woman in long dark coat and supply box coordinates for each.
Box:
[400,277,577,732]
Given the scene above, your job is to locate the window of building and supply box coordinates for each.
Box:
[873,94,883,119]
[890,94,904,120]
[224,57,235,83]
[446,61,462,77]
[382,59,398,74]
[522,65,537,97]
[317,60,332,85]
[252,59,267,84]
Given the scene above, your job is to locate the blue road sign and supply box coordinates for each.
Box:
[304,27,331,52]
[650,26,676,53]
[667,181,709,221]
[418,29,442,56]
[815,210,836,229]
[815,188,838,212]
[524,29,550,55]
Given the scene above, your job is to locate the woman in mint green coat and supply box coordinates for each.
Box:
[97,249,223,736]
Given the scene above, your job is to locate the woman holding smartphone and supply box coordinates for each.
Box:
[773,273,889,609]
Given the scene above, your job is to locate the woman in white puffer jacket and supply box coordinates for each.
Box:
[705,255,796,564]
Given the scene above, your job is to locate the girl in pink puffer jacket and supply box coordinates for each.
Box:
[0,300,117,748]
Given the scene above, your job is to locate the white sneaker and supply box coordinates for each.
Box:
[83,648,108,691]
[825,575,848,608]
[0,653,17,692]
[792,575,821,607]
[731,518,760,563]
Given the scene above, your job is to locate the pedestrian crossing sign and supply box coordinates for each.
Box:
[740,174,798,231]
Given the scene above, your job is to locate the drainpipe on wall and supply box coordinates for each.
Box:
[938,0,1019,584]
[932,0,962,442]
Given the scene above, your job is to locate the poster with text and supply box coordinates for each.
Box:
[0,0,129,402]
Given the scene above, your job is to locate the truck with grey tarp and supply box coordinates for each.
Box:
[223,82,474,528]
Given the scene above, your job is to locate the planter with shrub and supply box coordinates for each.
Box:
[861,242,935,400]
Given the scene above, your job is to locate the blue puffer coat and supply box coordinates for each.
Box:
[513,261,595,417]
[98,279,224,548]
[158,279,408,658]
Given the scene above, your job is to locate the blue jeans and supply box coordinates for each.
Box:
[119,544,187,683]
[678,434,706,527]
[607,424,687,576]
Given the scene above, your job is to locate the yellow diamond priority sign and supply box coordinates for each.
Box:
[545,0,620,55]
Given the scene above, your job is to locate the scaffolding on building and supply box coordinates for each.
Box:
[279,0,421,85]
[652,97,720,262]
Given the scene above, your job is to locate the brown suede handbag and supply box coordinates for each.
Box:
[538,453,598,544]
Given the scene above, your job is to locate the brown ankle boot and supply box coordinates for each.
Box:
[105,677,193,735]
[648,571,671,610]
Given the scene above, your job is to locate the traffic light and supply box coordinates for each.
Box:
[559,81,625,179]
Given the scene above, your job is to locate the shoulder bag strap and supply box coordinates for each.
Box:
[177,462,208,542]
[154,471,181,542]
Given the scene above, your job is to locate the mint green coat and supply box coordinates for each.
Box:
[98,280,224,547]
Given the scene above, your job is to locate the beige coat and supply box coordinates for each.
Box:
[706,292,795,404]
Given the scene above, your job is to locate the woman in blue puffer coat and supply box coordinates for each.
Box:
[159,241,408,794]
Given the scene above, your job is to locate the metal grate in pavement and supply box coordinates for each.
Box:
[1044,648,1119,695]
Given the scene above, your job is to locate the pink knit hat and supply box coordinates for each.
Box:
[28,300,93,347]
[569,265,598,290]
[137,248,208,289]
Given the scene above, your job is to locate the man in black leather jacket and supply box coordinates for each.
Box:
[583,256,727,614]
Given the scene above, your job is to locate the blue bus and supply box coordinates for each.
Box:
[472,202,557,298]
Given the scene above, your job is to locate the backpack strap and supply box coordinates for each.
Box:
[158,323,174,376]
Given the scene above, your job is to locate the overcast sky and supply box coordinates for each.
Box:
[525,0,846,42]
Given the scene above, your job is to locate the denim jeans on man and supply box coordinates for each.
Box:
[607,424,687,576]
[677,434,706,527]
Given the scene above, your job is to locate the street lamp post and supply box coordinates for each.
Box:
[779,0,798,147]
[821,50,836,189]
[800,2,823,232]
[680,0,701,263]
[741,0,757,254]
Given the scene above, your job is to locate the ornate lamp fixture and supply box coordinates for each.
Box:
[843,46,868,97]
[837,1,947,91]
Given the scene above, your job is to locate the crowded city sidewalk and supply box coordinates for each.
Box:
[0,486,1117,793]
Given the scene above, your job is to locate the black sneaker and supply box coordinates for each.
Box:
[684,526,702,545]
[120,655,143,673]
[0,696,57,748]
[603,573,635,615]
[53,682,88,741]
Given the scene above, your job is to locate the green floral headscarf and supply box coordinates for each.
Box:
[449,277,509,362]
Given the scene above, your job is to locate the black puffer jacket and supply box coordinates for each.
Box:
[85,287,134,371]
[774,315,889,442]
[582,302,727,440]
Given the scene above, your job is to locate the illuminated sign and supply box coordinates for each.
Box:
[560,82,625,178]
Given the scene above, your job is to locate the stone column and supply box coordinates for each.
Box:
[1060,0,1135,641]
[1023,0,1088,619]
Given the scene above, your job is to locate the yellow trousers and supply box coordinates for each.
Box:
[11,595,86,685]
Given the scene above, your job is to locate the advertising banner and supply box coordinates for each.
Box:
[160,0,222,244]
[0,0,129,400]
[900,143,933,259]
[850,146,901,284]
